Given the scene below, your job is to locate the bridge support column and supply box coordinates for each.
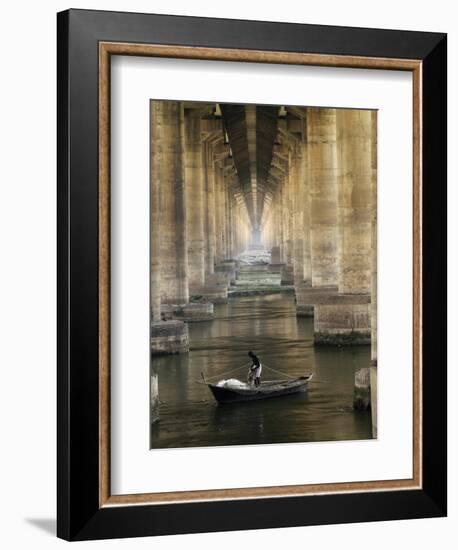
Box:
[183,109,214,321]
[150,101,189,354]
[370,115,378,433]
[280,157,294,285]
[190,133,228,304]
[314,109,375,346]
[297,109,339,320]
[294,137,313,317]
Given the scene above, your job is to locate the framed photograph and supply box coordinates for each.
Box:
[57,9,447,541]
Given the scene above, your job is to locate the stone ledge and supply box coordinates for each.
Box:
[151,320,189,355]
[314,329,371,346]
[151,319,187,337]
[215,262,238,284]
[295,285,338,304]
[179,302,213,322]
[161,303,213,322]
[239,264,269,272]
[296,286,370,305]
[316,293,371,305]
[190,285,228,304]
[268,262,285,274]
[229,286,294,297]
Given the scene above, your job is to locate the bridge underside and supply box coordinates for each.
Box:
[150,101,377,368]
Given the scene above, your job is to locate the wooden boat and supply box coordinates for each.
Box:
[205,374,313,404]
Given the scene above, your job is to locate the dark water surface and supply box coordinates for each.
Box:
[151,293,372,449]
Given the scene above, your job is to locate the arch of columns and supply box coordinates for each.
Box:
[150,101,377,372]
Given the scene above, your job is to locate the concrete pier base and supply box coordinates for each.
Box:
[151,373,159,424]
[151,320,189,355]
[270,245,281,263]
[161,302,214,322]
[215,262,238,285]
[213,268,231,287]
[353,367,371,410]
[294,285,338,318]
[181,302,214,321]
[313,294,370,346]
[268,262,285,274]
[314,304,371,345]
[190,284,228,304]
[294,283,313,317]
[280,264,294,285]
[370,365,377,437]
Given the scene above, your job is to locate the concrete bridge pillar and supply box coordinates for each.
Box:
[267,197,285,273]
[183,110,215,321]
[184,110,206,289]
[292,151,305,287]
[280,154,294,285]
[214,161,225,265]
[189,131,228,304]
[370,112,378,433]
[294,139,314,316]
[157,101,189,306]
[295,109,339,318]
[315,109,375,346]
[150,101,189,354]
[308,108,339,288]
[203,139,216,278]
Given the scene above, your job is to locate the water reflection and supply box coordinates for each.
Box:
[151,293,372,449]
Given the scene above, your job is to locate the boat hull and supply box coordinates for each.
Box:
[207,376,312,404]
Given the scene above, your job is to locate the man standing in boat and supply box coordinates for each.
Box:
[248,351,262,387]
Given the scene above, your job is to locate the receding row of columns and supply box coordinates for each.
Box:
[261,107,377,419]
[262,107,377,348]
[150,102,377,353]
[150,101,251,355]
[150,101,377,427]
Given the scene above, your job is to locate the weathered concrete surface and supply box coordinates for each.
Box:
[151,320,189,355]
[185,111,206,288]
[336,109,374,295]
[190,272,228,304]
[270,245,281,265]
[268,263,285,274]
[280,264,294,285]
[291,155,305,287]
[353,367,371,410]
[313,109,375,346]
[307,108,339,288]
[151,101,189,306]
[161,302,214,322]
[314,304,371,345]
[151,373,159,424]
[294,283,314,317]
[180,302,214,322]
[218,259,239,284]
[215,262,237,285]
[150,102,162,323]
[369,113,378,437]
[295,285,338,318]
[370,365,377,437]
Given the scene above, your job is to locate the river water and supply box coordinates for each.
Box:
[151,292,373,449]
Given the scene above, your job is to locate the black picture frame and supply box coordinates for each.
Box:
[57,8,447,541]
